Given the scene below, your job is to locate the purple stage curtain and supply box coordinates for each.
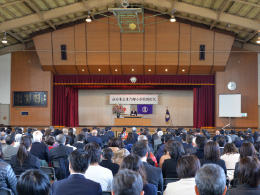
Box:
[53,75,215,128]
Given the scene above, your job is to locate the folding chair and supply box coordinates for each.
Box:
[40,166,56,181]
[0,188,12,195]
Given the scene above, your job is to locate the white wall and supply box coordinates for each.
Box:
[0,53,11,125]
[0,53,11,104]
[78,90,193,126]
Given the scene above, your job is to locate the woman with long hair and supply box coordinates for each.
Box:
[120,154,157,195]
[108,138,130,165]
[220,143,239,169]
[10,136,40,175]
[200,141,227,175]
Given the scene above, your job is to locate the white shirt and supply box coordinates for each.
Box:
[220,153,239,169]
[85,165,113,191]
[164,178,196,195]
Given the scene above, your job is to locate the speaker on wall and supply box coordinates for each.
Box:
[61,44,67,60]
[199,44,205,61]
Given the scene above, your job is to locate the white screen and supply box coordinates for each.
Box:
[219,94,241,117]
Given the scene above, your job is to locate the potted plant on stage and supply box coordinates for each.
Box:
[113,104,124,118]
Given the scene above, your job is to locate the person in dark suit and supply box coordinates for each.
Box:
[30,131,50,163]
[200,141,227,175]
[216,136,226,156]
[132,127,139,141]
[183,134,194,151]
[105,127,115,139]
[99,148,119,176]
[73,134,85,149]
[228,157,260,195]
[187,135,207,159]
[130,108,138,116]
[162,140,185,178]
[49,134,73,162]
[99,129,109,146]
[51,149,102,195]
[86,130,103,147]
[132,141,163,194]
[11,136,40,175]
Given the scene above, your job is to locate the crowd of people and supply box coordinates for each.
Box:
[0,126,260,195]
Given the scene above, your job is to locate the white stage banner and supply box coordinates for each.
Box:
[123,105,131,114]
[109,94,158,105]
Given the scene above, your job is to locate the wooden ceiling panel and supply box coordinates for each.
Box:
[156,65,178,75]
[177,66,190,75]
[189,65,212,74]
[88,65,111,75]
[76,65,89,75]
[54,65,78,75]
[144,65,156,75]
[110,65,123,75]
[122,65,144,75]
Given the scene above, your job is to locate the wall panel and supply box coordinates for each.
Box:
[10,51,52,126]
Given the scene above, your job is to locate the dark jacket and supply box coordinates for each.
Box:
[200,159,227,175]
[72,142,85,149]
[10,152,40,175]
[143,183,157,195]
[0,159,17,195]
[100,135,109,144]
[99,159,119,176]
[124,140,136,145]
[143,162,163,194]
[193,148,205,159]
[86,136,103,147]
[51,174,102,195]
[228,183,260,195]
[183,143,193,151]
[105,131,115,139]
[133,132,139,141]
[50,144,73,162]
[30,142,50,163]
[162,158,178,178]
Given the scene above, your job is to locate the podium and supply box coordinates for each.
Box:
[114,115,151,126]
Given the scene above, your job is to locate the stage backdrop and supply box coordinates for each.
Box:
[78,90,193,126]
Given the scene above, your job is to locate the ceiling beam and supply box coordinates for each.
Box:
[6,31,24,43]
[24,0,56,30]
[0,0,260,33]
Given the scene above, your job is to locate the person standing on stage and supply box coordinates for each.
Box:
[131,108,138,116]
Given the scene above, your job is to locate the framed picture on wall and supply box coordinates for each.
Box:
[13,91,47,107]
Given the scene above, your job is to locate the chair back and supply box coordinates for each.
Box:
[102,192,111,195]
[40,167,56,181]
[163,178,179,190]
[51,160,60,168]
[0,188,12,195]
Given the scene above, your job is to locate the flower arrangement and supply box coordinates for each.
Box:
[112,104,124,114]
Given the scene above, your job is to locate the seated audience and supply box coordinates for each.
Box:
[156,134,173,163]
[132,141,163,194]
[65,136,76,150]
[132,127,139,141]
[99,128,109,146]
[159,140,170,168]
[233,142,258,182]
[99,148,119,176]
[183,134,194,151]
[14,134,22,148]
[228,157,260,195]
[164,155,201,195]
[73,134,85,149]
[112,169,144,195]
[45,136,55,150]
[124,132,136,145]
[230,130,238,142]
[162,140,185,178]
[30,131,50,163]
[216,136,226,155]
[84,142,113,191]
[138,138,158,167]
[108,138,130,165]
[0,142,17,195]
[220,143,239,169]
[49,134,73,162]
[120,154,157,195]
[17,169,50,195]
[2,135,18,161]
[104,127,115,139]
[195,164,227,195]
[200,141,227,175]
[86,130,103,147]
[186,135,207,159]
[11,136,40,175]
[51,149,102,195]
[68,128,76,145]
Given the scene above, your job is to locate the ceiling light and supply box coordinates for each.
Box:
[165,68,168,72]
[148,69,151,72]
[257,32,260,44]
[86,11,92,22]
[2,32,7,44]
[182,69,185,72]
[82,69,85,72]
[115,69,118,72]
[170,9,176,23]
[132,68,134,71]
[98,69,101,71]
